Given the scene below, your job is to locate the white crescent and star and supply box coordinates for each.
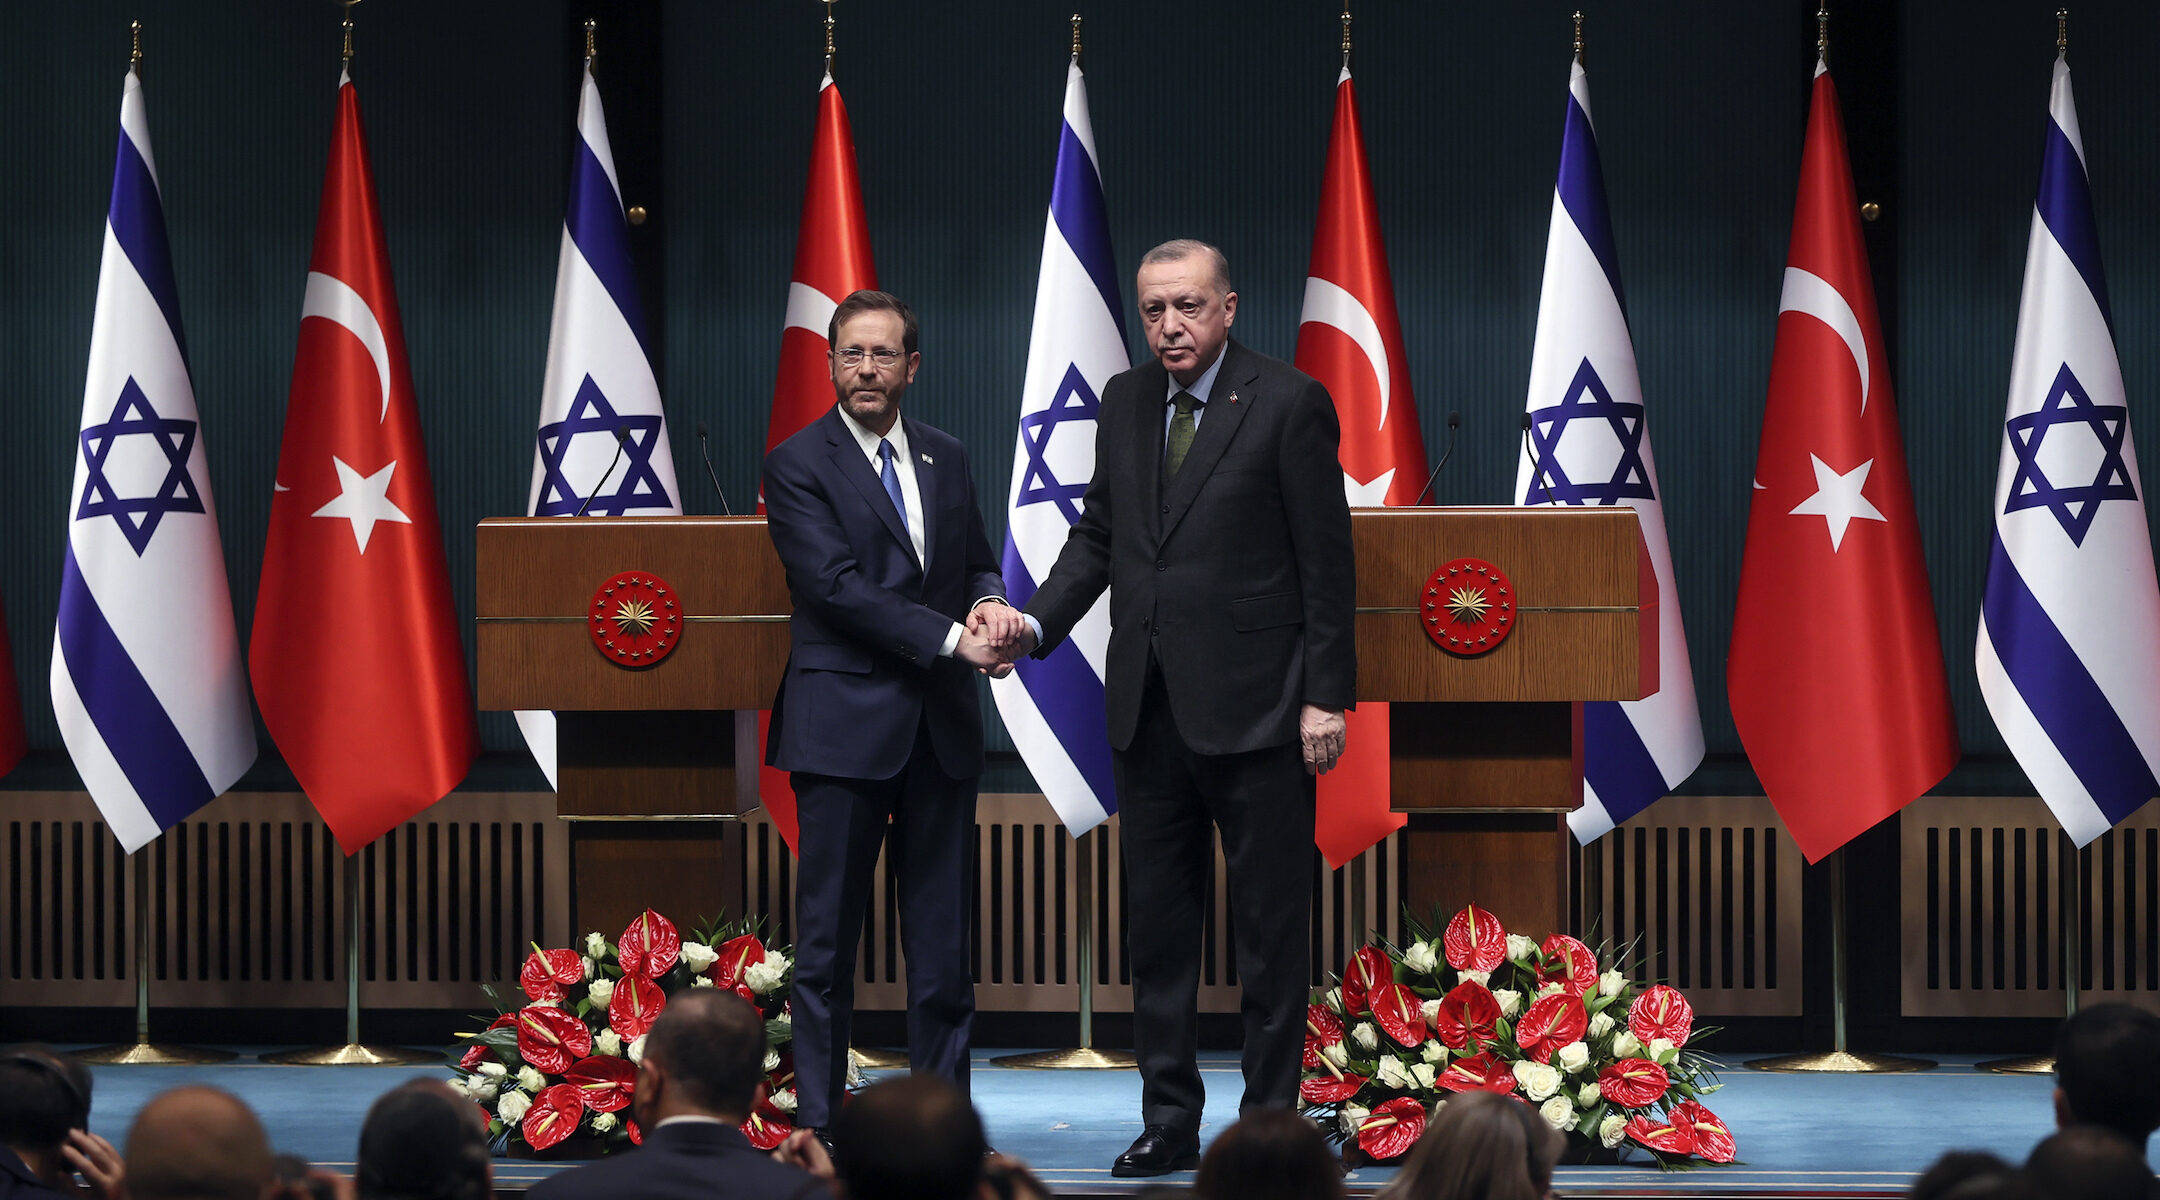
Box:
[275,274,407,533]
[1771,270,1888,549]
[1301,274,1399,505]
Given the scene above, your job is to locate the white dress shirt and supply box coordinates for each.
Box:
[836,406,996,658]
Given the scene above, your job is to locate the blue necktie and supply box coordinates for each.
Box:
[878,438,909,535]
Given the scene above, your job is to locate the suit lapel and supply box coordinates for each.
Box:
[1162,343,1257,538]
[907,419,940,579]
[823,408,918,566]
[1134,362,1168,538]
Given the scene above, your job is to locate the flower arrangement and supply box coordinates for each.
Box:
[450,910,798,1155]
[1299,904,1733,1168]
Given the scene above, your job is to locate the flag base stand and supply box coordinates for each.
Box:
[849,1048,910,1070]
[989,834,1134,1071]
[1747,1049,1935,1073]
[76,1042,234,1066]
[261,1043,436,1067]
[990,1047,1136,1070]
[1977,1054,2054,1075]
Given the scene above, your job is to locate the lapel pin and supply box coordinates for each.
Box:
[920,452,935,464]
[1228,390,1239,405]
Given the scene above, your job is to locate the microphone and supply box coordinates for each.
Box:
[695,422,734,516]
[573,427,631,517]
[1520,412,1557,506]
[1412,411,1462,505]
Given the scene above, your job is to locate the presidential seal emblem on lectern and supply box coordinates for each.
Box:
[589,571,681,666]
[1421,558,1515,657]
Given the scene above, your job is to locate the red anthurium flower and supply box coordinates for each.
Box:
[522,1084,586,1151]
[520,948,585,1002]
[711,933,767,990]
[625,1118,642,1146]
[1671,1101,1734,1163]
[1625,1115,1695,1156]
[1629,985,1695,1048]
[515,1005,594,1075]
[1443,905,1507,973]
[1341,946,1392,1015]
[459,1013,516,1070]
[1303,1004,1346,1070]
[1515,993,1588,1064]
[1596,1058,1671,1108]
[608,973,667,1041]
[732,983,760,1007]
[1298,1068,1369,1104]
[1433,981,1501,1050]
[616,910,681,979]
[742,1100,793,1150]
[1369,983,1429,1048]
[1436,1051,1516,1094]
[1538,935,1598,997]
[564,1055,637,1113]
[1356,1097,1428,1162]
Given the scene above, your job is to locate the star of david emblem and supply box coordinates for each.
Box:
[2003,363,2139,547]
[534,376,673,517]
[75,377,204,556]
[1014,363,1098,523]
[1525,358,1656,507]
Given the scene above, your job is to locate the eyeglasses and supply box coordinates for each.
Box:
[832,348,904,368]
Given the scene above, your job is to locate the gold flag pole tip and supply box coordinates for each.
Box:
[1071,14,1082,63]
[1573,12,1585,64]
[1340,7,1352,71]
[585,18,597,63]
[824,0,836,78]
[340,0,361,65]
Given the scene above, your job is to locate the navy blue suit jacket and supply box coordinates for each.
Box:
[762,405,1004,781]
[524,1120,824,1200]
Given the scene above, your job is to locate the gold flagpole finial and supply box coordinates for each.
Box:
[1340,5,1352,72]
[585,18,597,64]
[130,20,143,72]
[340,0,360,65]
[823,0,836,77]
[1573,11,1584,65]
[1071,14,1082,64]
[2057,9,2068,58]
[1816,6,1829,65]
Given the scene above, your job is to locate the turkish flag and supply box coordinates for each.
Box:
[758,76,878,852]
[250,72,478,853]
[1727,65,1957,863]
[1294,68,1428,868]
[0,587,25,780]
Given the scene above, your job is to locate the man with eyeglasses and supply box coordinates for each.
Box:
[761,289,1021,1153]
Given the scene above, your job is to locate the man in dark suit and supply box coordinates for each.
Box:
[762,290,1021,1142]
[528,991,824,1200]
[1004,240,1355,1175]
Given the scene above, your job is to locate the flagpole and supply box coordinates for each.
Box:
[1983,828,2079,1074]
[263,850,435,1064]
[995,827,1136,1069]
[77,854,233,1065]
[1748,849,1935,1073]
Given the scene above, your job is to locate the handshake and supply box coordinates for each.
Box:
[956,602,1039,677]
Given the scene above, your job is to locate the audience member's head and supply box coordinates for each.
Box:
[633,990,769,1126]
[356,1080,490,1200]
[2054,1004,2160,1147]
[1910,1151,2030,1200]
[1192,1109,1344,1200]
[2026,1127,2154,1200]
[126,1086,275,1200]
[831,1076,988,1200]
[1380,1093,1562,1200]
[0,1047,92,1153]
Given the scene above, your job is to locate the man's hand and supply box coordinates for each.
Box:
[1300,704,1346,775]
[773,1128,835,1181]
[968,601,1027,652]
[956,630,1015,678]
[63,1130,126,1200]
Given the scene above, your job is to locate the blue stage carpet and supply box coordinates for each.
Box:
[62,1050,2120,1196]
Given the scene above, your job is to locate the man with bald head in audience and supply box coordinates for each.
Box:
[529,991,823,1200]
[126,1086,276,1200]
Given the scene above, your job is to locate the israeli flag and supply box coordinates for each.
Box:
[1977,59,2160,847]
[53,68,257,852]
[991,60,1128,835]
[1516,61,1703,841]
[519,61,681,787]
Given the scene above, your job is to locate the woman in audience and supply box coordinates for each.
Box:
[1191,1110,1345,1200]
[1380,1093,1561,1200]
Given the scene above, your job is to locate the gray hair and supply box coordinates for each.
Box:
[1140,239,1232,297]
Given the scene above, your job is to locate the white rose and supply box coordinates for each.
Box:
[1599,1113,1627,1148]
[744,959,788,995]
[595,1030,623,1057]
[1419,1039,1447,1065]
[1421,999,1444,1027]
[582,956,597,980]
[1411,1062,1438,1090]
[496,1091,531,1123]
[691,974,716,988]
[1577,1082,1601,1107]
[516,1066,547,1092]
[1376,1054,1414,1089]
[1588,1011,1615,1039]
[1321,1042,1350,1069]
[476,1061,507,1078]
[591,1111,619,1134]
[1613,1032,1644,1059]
[1537,982,1566,999]
[1598,970,1626,998]
[1555,1042,1591,1074]
[1512,1060,1561,1102]
[628,1035,647,1064]
[679,941,720,974]
[1507,934,1539,963]
[1323,987,1345,1013]
[463,1076,501,1101]
[1493,989,1524,1018]
[1650,1037,1678,1064]
[770,1088,798,1114]
[1402,940,1439,974]
[1458,969,1491,988]
[588,977,615,1007]
[764,1047,782,1073]
[585,932,608,959]
[1338,1105,1369,1138]
[776,1008,793,1026]
[1539,1096,1577,1131]
[1351,1023,1379,1051]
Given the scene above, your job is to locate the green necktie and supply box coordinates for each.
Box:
[1166,391,1199,478]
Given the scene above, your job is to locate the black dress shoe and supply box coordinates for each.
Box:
[1112,1125,1201,1177]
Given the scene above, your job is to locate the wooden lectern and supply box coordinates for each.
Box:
[1353,507,1656,939]
[475,517,788,937]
